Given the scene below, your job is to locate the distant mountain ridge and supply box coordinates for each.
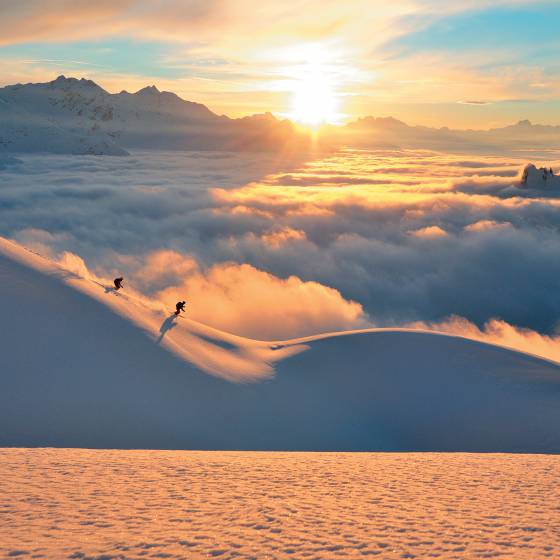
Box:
[336,115,560,153]
[1,76,559,155]
[0,76,309,155]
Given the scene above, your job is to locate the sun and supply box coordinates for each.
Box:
[289,67,339,126]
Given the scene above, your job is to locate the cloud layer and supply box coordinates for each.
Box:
[3,147,560,342]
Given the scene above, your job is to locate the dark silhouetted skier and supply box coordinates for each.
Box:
[175,300,186,315]
[114,277,124,290]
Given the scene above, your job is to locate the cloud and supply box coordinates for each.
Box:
[409,225,448,238]
[4,148,560,343]
[464,219,512,232]
[1,1,545,47]
[94,248,369,339]
[12,227,70,257]
[154,260,368,339]
[0,1,222,45]
[260,227,307,248]
[457,100,492,105]
[122,249,199,292]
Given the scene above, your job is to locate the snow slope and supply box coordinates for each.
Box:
[0,153,20,169]
[1,236,560,452]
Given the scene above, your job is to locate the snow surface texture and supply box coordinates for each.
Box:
[1,449,559,560]
[2,236,560,452]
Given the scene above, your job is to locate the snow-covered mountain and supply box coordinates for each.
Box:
[2,75,559,156]
[0,76,309,155]
[519,163,560,191]
[2,236,560,452]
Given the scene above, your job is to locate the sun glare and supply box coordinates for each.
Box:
[291,72,338,126]
[284,46,341,127]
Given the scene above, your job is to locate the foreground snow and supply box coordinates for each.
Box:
[1,236,560,451]
[1,448,559,559]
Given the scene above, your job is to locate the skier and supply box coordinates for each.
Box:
[114,276,124,290]
[175,300,186,316]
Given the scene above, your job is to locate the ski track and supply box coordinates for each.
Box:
[1,449,559,560]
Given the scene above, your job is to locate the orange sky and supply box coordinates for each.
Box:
[0,1,559,128]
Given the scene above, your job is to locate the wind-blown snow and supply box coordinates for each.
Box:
[2,236,560,452]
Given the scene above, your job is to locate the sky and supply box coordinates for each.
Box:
[0,0,559,128]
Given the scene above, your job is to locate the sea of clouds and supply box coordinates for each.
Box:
[2,147,560,355]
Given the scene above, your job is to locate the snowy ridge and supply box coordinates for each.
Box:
[1,236,560,451]
[0,236,301,382]
[3,76,560,156]
[339,116,560,153]
[0,76,308,155]
[519,163,560,191]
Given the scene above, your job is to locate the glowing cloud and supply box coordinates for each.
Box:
[409,225,448,239]
[148,256,369,339]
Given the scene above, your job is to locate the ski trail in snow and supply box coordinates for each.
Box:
[2,234,560,451]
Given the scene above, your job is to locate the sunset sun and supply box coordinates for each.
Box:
[290,72,338,126]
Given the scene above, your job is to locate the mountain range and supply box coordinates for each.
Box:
[1,76,560,155]
[0,76,310,155]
